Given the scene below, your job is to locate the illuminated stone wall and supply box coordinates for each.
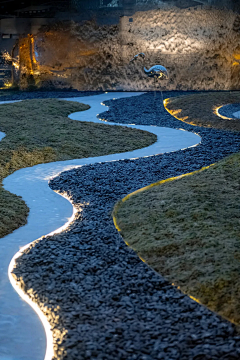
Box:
[119,7,240,90]
[22,6,240,90]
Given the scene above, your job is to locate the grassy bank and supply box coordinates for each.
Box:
[0,98,156,238]
[113,152,240,326]
[164,91,240,131]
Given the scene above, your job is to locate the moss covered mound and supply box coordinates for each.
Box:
[114,153,240,326]
[0,98,156,238]
[164,91,240,131]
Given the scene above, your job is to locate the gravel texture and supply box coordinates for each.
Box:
[0,89,103,101]
[219,103,240,118]
[12,91,240,360]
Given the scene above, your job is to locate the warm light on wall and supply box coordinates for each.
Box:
[233,54,240,60]
[30,35,39,68]
[18,34,40,84]
[3,81,12,88]
[2,51,20,70]
[147,38,207,53]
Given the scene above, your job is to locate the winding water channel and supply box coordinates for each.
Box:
[0,92,200,360]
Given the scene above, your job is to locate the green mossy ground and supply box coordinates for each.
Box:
[115,153,240,325]
[165,91,240,131]
[0,98,156,238]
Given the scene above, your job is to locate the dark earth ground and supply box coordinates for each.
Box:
[11,90,240,359]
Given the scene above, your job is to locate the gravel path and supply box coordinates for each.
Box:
[13,91,240,360]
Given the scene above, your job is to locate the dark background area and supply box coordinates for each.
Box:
[0,0,239,18]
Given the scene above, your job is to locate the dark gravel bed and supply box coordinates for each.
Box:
[219,103,240,119]
[13,91,240,360]
[0,89,103,101]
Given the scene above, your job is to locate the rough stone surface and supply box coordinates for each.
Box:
[23,7,240,91]
[13,91,240,360]
[0,89,102,101]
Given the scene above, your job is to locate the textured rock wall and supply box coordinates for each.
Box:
[122,7,240,90]
[32,6,240,91]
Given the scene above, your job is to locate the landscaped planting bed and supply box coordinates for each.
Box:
[0,94,156,238]
[12,91,240,359]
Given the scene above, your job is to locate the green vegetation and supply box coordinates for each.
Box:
[114,153,240,326]
[0,98,156,238]
[164,91,240,131]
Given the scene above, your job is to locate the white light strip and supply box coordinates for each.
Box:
[8,191,78,360]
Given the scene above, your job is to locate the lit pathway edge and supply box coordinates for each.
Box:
[112,162,216,306]
[113,163,215,232]
[1,92,201,360]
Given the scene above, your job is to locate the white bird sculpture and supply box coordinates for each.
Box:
[143,64,169,80]
[130,52,169,103]
[130,52,169,80]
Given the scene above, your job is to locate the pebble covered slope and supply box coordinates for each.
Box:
[13,91,240,360]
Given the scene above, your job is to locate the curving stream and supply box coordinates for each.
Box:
[0,132,5,141]
[0,92,200,360]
